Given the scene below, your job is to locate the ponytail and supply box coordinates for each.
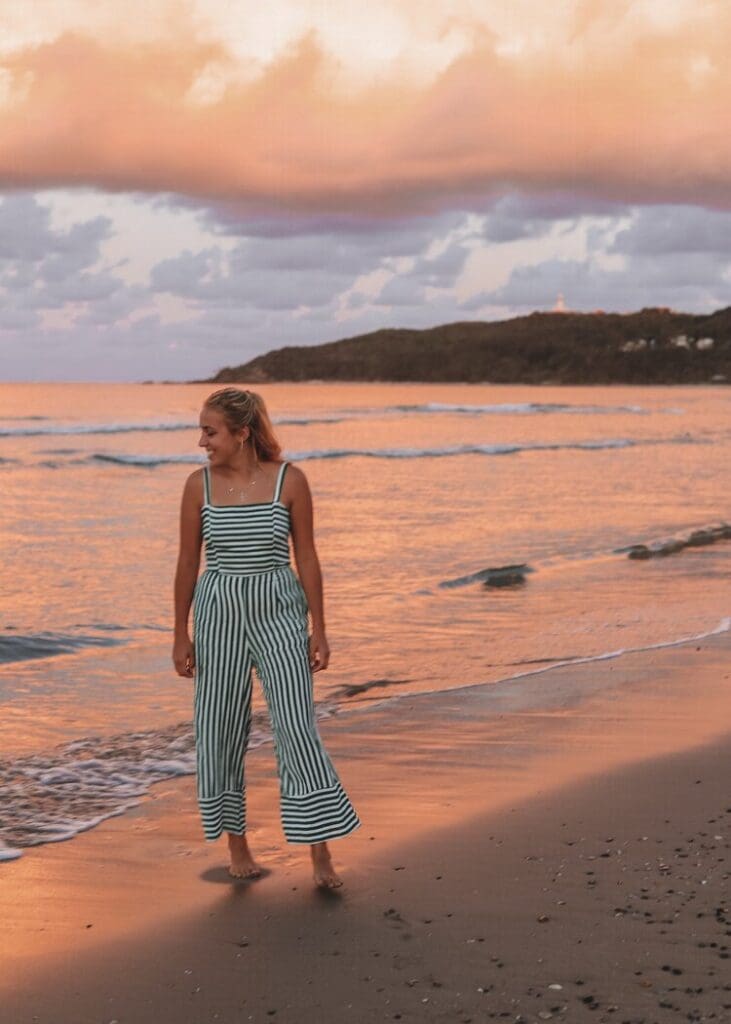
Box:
[204,387,282,462]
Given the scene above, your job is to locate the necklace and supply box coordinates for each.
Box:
[226,470,259,503]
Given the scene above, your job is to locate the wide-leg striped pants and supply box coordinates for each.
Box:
[192,565,360,844]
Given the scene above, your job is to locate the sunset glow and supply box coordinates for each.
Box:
[0,1,729,379]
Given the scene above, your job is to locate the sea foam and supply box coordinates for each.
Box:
[0,631,126,666]
[388,401,649,415]
[0,704,337,857]
[78,434,705,468]
[0,413,347,439]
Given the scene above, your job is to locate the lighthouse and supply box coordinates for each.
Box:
[552,292,568,313]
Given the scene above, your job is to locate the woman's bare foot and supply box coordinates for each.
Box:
[227,833,262,879]
[311,841,343,889]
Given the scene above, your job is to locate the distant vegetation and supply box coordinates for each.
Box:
[208,307,731,384]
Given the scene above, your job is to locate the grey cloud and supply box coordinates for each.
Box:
[0,306,41,329]
[479,259,606,309]
[611,205,731,257]
[294,304,341,324]
[39,217,112,282]
[374,239,469,307]
[78,284,150,325]
[478,252,731,314]
[153,254,352,311]
[0,194,54,260]
[150,249,220,295]
[411,243,469,286]
[349,295,473,334]
[0,261,36,291]
[254,268,362,311]
[199,201,464,245]
[229,236,382,275]
[192,306,269,331]
[151,235,401,312]
[0,194,128,325]
[151,244,339,309]
[375,275,426,307]
[46,272,121,304]
[150,206,472,315]
[223,216,465,275]
[0,315,190,380]
[459,290,498,312]
[623,251,729,289]
[0,194,111,271]
[482,192,629,243]
[343,291,369,310]
[469,203,731,313]
[506,192,629,221]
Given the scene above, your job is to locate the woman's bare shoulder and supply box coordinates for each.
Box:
[281,462,310,501]
[283,462,308,486]
[283,460,305,479]
[182,467,205,499]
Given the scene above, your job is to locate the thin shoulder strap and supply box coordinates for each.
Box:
[202,465,211,505]
[273,461,288,503]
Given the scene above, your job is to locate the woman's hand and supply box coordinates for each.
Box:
[308,629,330,673]
[173,633,195,678]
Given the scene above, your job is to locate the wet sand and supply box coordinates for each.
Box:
[1,632,730,1023]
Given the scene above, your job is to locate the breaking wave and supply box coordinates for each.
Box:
[0,413,350,440]
[0,704,338,858]
[387,401,651,415]
[0,401,686,443]
[82,434,703,467]
[0,631,126,666]
[0,420,196,438]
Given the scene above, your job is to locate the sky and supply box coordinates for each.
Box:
[1,0,730,381]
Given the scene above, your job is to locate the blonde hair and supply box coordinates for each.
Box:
[204,387,282,462]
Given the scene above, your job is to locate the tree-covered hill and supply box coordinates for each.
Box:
[207,308,731,384]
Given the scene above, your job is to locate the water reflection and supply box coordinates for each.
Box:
[0,382,728,759]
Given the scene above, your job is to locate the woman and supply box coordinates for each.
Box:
[172,387,359,889]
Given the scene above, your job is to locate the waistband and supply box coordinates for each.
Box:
[201,563,292,579]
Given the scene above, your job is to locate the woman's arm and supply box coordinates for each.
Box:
[287,465,330,672]
[172,470,203,678]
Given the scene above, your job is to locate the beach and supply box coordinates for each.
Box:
[3,2,731,1017]
[1,381,729,1021]
[2,628,729,1024]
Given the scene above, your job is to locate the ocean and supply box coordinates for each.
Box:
[1,380,729,859]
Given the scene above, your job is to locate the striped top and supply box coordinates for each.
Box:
[201,461,291,576]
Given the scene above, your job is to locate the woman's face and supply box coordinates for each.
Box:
[198,407,247,464]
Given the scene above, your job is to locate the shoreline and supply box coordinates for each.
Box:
[2,631,730,1022]
[2,618,729,859]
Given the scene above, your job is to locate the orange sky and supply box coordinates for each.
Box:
[1,1,730,380]
[1,0,728,212]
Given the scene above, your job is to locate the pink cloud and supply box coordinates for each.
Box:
[0,19,729,213]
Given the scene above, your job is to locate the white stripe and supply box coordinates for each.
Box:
[192,463,359,844]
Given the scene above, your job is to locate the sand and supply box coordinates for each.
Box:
[1,631,730,1024]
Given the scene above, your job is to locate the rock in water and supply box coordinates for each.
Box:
[687,529,715,547]
[627,545,652,560]
[482,564,531,587]
[625,523,730,560]
[654,539,686,556]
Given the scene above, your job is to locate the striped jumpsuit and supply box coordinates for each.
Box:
[192,461,360,844]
